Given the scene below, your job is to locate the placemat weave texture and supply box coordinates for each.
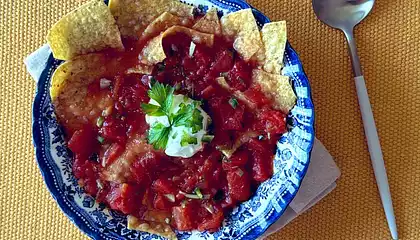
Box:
[1,0,419,239]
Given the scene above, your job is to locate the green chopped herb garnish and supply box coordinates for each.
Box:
[140,103,166,116]
[96,116,104,128]
[142,82,207,150]
[181,132,198,147]
[97,136,105,144]
[189,41,196,57]
[229,97,238,109]
[202,135,214,143]
[194,188,203,199]
[148,123,171,150]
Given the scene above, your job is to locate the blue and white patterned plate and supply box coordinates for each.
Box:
[32,0,315,239]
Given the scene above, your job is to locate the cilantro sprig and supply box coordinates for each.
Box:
[141,81,205,150]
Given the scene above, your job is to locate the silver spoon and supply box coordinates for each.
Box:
[311,0,398,239]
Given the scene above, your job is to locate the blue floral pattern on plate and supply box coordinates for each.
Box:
[32,0,315,239]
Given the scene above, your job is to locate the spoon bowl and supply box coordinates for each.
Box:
[312,0,374,31]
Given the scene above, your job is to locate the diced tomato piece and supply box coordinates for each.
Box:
[243,87,271,107]
[182,57,198,72]
[250,150,273,182]
[198,208,224,232]
[222,149,249,171]
[172,205,195,231]
[179,172,198,193]
[200,85,217,99]
[106,183,142,215]
[100,117,127,143]
[254,109,286,135]
[226,168,251,201]
[152,178,176,195]
[210,50,234,74]
[102,143,124,167]
[209,96,245,131]
[68,127,98,157]
[153,194,173,210]
[119,85,148,111]
[246,138,269,153]
[139,152,163,169]
[130,160,151,184]
[223,105,245,130]
[194,45,213,68]
[227,60,252,91]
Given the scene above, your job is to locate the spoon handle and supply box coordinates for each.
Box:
[354,75,398,240]
[345,30,399,240]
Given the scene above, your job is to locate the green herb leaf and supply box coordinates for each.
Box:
[191,108,204,133]
[202,135,214,143]
[194,188,203,199]
[181,131,197,147]
[173,103,204,134]
[147,81,174,107]
[162,87,174,114]
[173,103,194,126]
[141,103,166,116]
[148,123,171,150]
[96,116,104,128]
[97,136,105,144]
[229,97,238,109]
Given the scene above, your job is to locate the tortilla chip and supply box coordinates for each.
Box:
[250,38,266,66]
[220,9,263,61]
[109,0,194,39]
[192,8,222,35]
[140,26,214,65]
[47,0,123,60]
[252,69,296,113]
[126,64,154,75]
[261,21,287,74]
[141,12,182,40]
[127,215,177,240]
[50,53,110,101]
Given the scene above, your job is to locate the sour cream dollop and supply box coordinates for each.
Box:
[145,94,211,158]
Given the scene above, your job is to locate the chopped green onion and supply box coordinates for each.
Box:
[194,188,203,199]
[179,190,210,200]
[164,194,176,203]
[171,131,178,139]
[97,136,105,144]
[100,78,112,89]
[204,204,214,214]
[220,72,229,77]
[181,132,198,147]
[96,179,104,189]
[96,116,104,128]
[228,97,238,109]
[189,41,196,57]
[102,106,113,117]
[181,200,187,208]
[202,135,214,143]
[236,168,244,177]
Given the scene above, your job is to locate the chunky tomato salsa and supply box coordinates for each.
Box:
[62,33,286,232]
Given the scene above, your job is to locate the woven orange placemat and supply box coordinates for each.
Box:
[0,0,419,239]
